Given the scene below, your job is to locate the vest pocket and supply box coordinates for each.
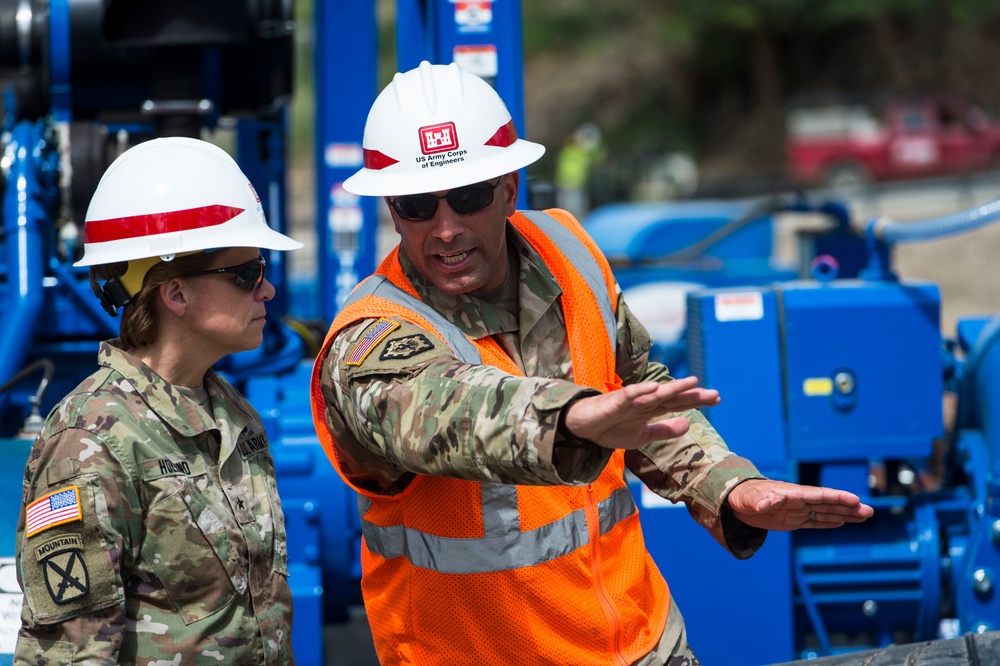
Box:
[143,479,246,624]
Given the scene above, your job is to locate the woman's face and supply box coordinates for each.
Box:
[181,246,275,357]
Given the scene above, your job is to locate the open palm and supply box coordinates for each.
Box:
[563,377,721,450]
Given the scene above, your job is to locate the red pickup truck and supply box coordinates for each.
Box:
[786,95,1000,190]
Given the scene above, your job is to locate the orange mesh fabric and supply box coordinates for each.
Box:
[386,560,614,665]
[516,484,586,532]
[310,289,448,496]
[404,477,485,538]
[508,211,617,392]
[311,210,669,665]
[543,207,619,298]
[599,514,670,657]
[359,548,418,664]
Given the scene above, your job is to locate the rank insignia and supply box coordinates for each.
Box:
[346,318,400,366]
[35,534,90,605]
[379,334,433,360]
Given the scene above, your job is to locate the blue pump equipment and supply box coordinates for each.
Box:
[0,2,359,664]
[589,192,1000,664]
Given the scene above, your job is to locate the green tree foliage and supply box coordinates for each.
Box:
[523,0,1000,189]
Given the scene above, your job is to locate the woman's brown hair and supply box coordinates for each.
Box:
[89,251,227,348]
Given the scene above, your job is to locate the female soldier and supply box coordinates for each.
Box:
[14,137,302,664]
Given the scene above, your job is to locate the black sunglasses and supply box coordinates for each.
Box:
[185,256,266,291]
[387,176,504,222]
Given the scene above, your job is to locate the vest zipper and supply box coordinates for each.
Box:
[585,484,628,666]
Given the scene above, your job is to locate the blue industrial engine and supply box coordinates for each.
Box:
[3,1,1000,665]
[586,195,1000,663]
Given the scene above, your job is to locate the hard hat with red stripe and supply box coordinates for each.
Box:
[342,61,545,197]
[75,137,302,268]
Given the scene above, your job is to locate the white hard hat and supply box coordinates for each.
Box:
[75,136,303,267]
[343,61,545,197]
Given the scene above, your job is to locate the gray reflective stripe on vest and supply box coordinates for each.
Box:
[361,485,637,574]
[344,274,482,362]
[520,210,617,349]
[354,211,627,573]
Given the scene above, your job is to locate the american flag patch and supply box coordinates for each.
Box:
[346,318,400,366]
[26,486,82,538]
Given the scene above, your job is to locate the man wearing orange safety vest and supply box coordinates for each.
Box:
[310,61,874,666]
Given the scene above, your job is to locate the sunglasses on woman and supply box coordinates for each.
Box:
[185,256,266,291]
[386,176,504,222]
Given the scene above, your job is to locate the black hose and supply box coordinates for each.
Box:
[0,358,54,409]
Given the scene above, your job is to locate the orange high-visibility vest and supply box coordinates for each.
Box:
[311,210,669,666]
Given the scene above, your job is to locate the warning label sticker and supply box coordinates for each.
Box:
[455,2,493,33]
[714,292,764,322]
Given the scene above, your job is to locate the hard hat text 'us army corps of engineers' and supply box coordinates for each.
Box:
[342,61,544,197]
[416,122,469,169]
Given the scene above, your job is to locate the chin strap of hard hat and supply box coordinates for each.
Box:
[95,255,171,317]
[98,277,131,317]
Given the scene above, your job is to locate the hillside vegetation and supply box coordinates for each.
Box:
[521,0,1000,195]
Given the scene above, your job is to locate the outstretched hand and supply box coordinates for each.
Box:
[563,377,720,450]
[726,479,874,530]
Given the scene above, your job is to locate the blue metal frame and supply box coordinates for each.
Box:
[0,121,57,392]
[313,1,380,323]
[397,0,531,208]
[48,0,71,122]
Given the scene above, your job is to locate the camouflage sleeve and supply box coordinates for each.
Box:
[15,427,138,664]
[320,317,610,495]
[615,290,768,558]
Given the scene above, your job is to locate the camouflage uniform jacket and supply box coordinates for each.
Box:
[15,341,294,665]
[320,219,767,558]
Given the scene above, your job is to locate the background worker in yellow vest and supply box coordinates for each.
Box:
[555,122,606,220]
[310,61,873,666]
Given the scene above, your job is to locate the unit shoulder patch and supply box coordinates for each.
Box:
[20,479,122,622]
[35,533,90,605]
[379,333,433,361]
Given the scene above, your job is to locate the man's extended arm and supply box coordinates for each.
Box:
[322,318,612,495]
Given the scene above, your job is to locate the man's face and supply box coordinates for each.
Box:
[388,172,519,296]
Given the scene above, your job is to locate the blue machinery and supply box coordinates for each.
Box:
[3,2,1000,665]
[587,197,1000,664]
[315,0,529,320]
